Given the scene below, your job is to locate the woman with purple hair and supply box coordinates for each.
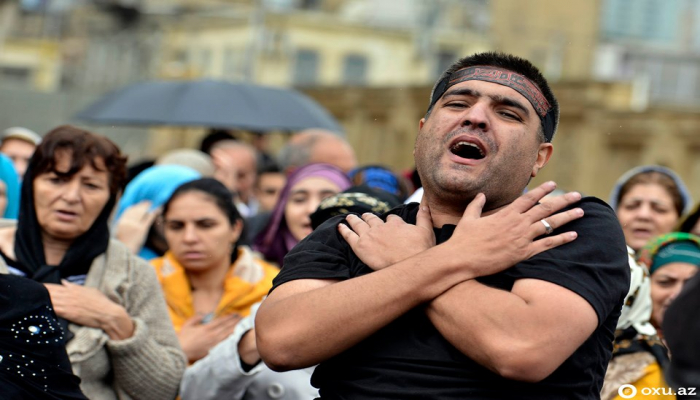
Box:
[254,163,351,266]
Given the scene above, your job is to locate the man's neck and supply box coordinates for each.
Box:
[425,195,510,228]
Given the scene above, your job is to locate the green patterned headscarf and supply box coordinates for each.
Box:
[637,232,700,274]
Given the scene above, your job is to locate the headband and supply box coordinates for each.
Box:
[428,65,557,142]
[650,241,700,274]
[638,232,700,274]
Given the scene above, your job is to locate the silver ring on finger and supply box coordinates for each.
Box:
[540,219,554,235]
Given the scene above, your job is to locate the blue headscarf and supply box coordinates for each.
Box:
[609,165,693,215]
[348,165,405,201]
[0,154,20,219]
[115,164,201,259]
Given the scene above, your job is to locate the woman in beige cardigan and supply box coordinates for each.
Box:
[0,125,185,400]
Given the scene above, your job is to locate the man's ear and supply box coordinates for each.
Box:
[415,118,426,157]
[531,143,553,178]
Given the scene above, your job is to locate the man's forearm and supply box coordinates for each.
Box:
[426,280,536,377]
[425,278,597,382]
[256,245,471,371]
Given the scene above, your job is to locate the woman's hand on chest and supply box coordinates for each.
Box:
[44,280,135,340]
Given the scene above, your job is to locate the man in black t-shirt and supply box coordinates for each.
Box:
[256,52,630,399]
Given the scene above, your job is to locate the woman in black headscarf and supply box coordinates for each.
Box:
[0,125,185,400]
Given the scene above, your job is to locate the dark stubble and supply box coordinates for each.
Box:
[414,126,535,213]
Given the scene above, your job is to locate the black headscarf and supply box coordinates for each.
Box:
[0,274,87,399]
[612,326,670,371]
[13,161,116,284]
[11,154,118,342]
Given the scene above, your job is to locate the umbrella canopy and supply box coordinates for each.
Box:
[75,80,343,133]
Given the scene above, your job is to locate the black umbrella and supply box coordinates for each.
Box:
[75,79,343,132]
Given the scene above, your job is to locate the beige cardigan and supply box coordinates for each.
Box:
[0,234,186,400]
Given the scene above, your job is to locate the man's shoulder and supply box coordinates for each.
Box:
[574,196,616,214]
[310,203,418,237]
[538,196,625,250]
[284,203,418,269]
[513,195,627,270]
[568,196,623,233]
[289,213,351,255]
[382,202,419,221]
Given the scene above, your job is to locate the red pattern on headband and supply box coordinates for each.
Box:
[448,66,551,117]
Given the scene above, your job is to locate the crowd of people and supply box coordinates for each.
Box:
[0,51,698,399]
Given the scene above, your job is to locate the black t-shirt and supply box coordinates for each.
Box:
[271,197,630,400]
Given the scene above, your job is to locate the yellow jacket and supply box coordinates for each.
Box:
[611,360,675,400]
[151,246,278,332]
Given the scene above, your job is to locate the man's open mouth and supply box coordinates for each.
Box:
[450,141,485,160]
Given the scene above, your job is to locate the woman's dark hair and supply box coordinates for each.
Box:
[28,125,128,195]
[618,171,685,217]
[162,178,242,225]
[161,178,245,262]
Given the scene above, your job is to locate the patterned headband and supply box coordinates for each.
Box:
[428,65,556,142]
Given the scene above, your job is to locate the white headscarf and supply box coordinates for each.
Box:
[616,246,656,336]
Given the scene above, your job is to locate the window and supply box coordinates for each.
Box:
[342,54,368,85]
[293,49,319,86]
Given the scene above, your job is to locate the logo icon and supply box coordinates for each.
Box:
[618,384,638,398]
